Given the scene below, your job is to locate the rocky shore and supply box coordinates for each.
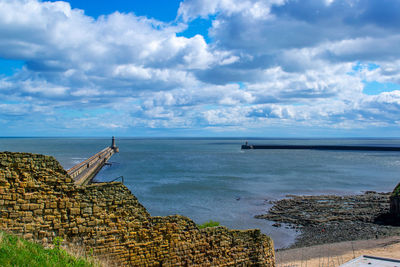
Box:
[256,192,400,248]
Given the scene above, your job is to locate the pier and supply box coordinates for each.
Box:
[241,144,400,151]
[67,137,119,186]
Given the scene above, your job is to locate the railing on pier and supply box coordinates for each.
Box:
[92,175,124,184]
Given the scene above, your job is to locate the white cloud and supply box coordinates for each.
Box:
[0,103,30,116]
[1,0,400,135]
[178,0,286,22]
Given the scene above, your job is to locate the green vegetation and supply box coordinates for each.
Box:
[197,220,220,229]
[393,183,400,197]
[0,231,97,267]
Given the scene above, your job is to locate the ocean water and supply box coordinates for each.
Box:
[1,137,400,248]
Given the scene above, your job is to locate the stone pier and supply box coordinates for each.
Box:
[67,137,119,186]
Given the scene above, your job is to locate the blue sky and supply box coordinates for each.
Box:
[57,0,182,21]
[1,0,400,137]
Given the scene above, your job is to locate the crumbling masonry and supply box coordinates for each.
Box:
[0,152,275,266]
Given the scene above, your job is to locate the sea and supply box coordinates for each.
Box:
[1,137,400,248]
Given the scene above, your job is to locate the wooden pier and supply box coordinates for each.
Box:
[67,137,119,186]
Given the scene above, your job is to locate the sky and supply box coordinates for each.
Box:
[1,0,400,137]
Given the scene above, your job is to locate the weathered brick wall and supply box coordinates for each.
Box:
[0,152,275,266]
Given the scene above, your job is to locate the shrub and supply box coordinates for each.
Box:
[197,220,220,229]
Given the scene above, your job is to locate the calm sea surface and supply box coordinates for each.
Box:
[1,137,400,248]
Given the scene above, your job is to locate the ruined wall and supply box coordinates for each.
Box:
[0,152,275,266]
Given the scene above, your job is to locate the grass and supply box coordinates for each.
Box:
[0,231,98,267]
[197,220,220,229]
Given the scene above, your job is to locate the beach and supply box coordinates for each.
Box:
[276,236,400,266]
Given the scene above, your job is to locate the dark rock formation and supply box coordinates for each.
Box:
[390,183,400,219]
[256,192,400,248]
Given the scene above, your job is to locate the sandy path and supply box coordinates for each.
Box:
[276,236,400,267]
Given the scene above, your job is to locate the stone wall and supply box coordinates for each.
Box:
[0,152,275,266]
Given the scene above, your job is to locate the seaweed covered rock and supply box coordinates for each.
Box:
[390,182,400,218]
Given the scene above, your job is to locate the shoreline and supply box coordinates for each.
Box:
[255,191,400,249]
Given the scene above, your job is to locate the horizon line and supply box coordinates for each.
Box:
[1,136,400,139]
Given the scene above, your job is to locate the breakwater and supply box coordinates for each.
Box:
[0,151,275,266]
[67,137,119,186]
[241,144,400,151]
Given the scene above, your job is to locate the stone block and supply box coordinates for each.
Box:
[23,216,33,223]
[76,217,86,225]
[44,209,53,215]
[33,209,43,216]
[82,207,92,215]
[23,233,33,240]
[29,203,40,210]
[69,208,80,215]
[44,215,55,221]
[58,201,65,209]
[25,224,34,231]
[26,182,36,188]
[93,206,101,214]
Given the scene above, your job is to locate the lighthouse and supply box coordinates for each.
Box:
[111,136,119,152]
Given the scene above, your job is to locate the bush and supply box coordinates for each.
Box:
[197,220,220,229]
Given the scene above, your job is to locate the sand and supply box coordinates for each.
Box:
[276,236,400,267]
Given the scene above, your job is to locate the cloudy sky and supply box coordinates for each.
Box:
[1,0,400,137]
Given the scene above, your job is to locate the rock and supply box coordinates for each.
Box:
[256,192,400,248]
